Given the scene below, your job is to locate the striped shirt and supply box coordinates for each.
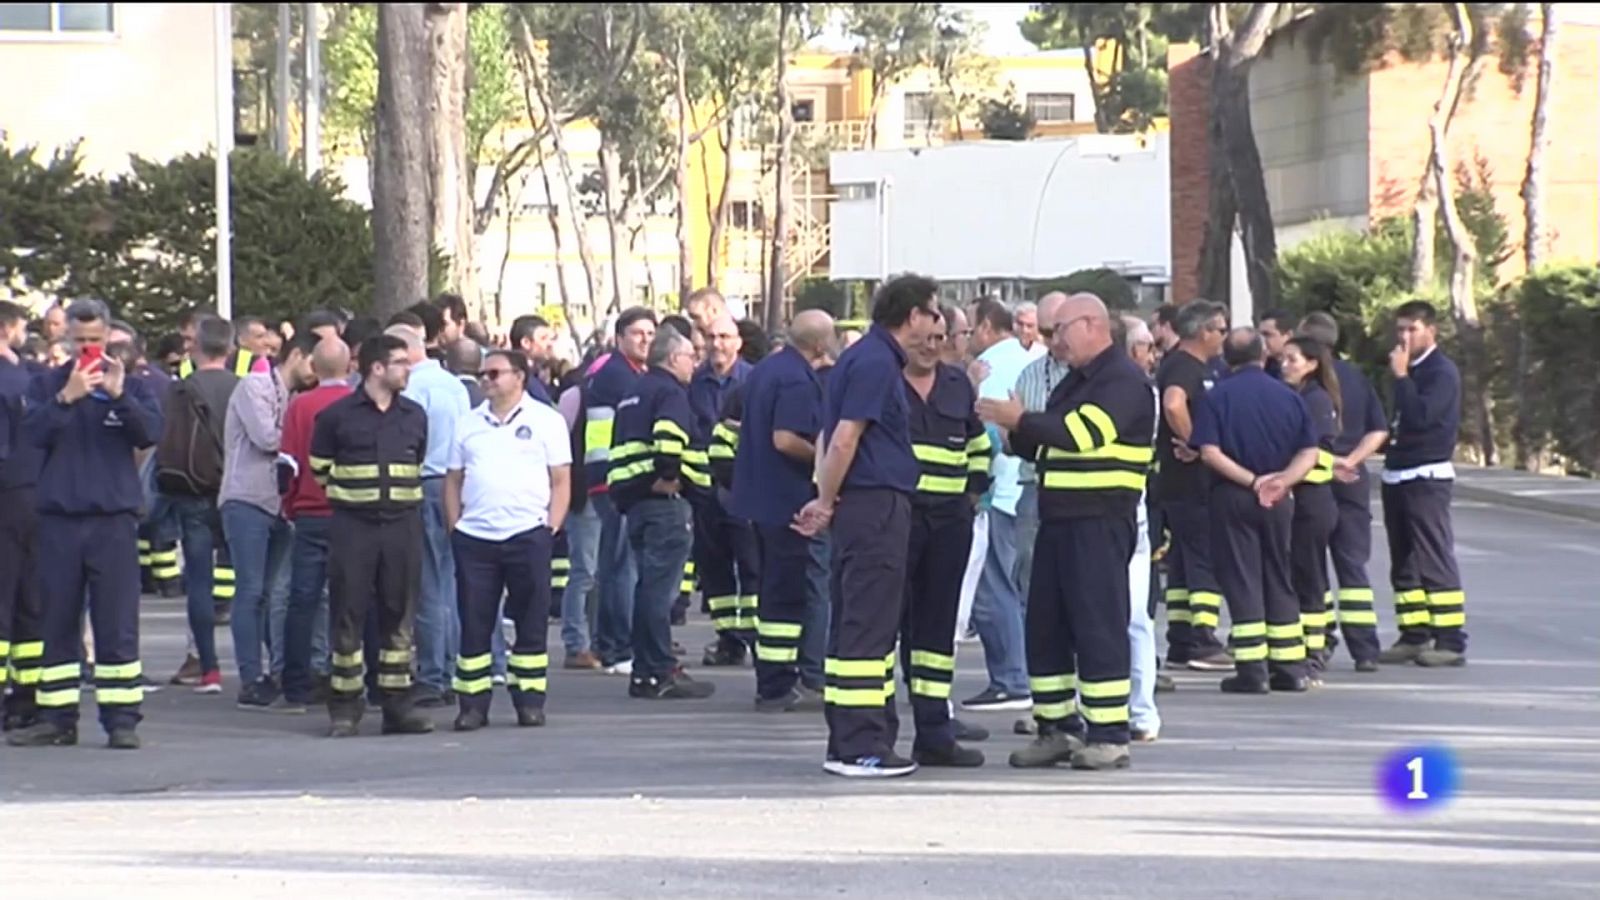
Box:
[1013,353,1071,485]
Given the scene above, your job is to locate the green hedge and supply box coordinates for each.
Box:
[2,142,374,335]
[1513,265,1600,474]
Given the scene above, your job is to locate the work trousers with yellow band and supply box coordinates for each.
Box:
[452,525,553,715]
[1327,468,1381,663]
[1026,516,1135,746]
[136,529,181,596]
[1381,478,1467,654]
[693,493,760,646]
[1289,483,1338,668]
[327,510,422,720]
[1209,483,1307,684]
[824,489,911,763]
[1,489,44,725]
[900,500,973,751]
[36,512,144,732]
[1161,499,1228,662]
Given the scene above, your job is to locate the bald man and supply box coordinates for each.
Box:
[1006,292,1072,609]
[689,312,761,664]
[279,335,355,706]
[731,309,836,710]
[979,293,1156,771]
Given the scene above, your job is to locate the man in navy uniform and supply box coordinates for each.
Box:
[0,300,46,730]
[1377,301,1467,668]
[11,299,162,750]
[795,275,944,779]
[732,310,836,713]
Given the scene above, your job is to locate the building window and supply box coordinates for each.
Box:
[903,92,936,140]
[836,182,876,202]
[0,3,115,32]
[732,200,765,231]
[792,99,815,123]
[1025,92,1076,123]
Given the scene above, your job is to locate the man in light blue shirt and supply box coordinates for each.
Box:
[392,324,471,705]
[959,298,1035,712]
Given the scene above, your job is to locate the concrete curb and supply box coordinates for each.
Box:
[1455,483,1600,525]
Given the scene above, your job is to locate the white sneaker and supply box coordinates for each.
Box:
[491,674,507,686]
[603,660,633,676]
[823,753,919,778]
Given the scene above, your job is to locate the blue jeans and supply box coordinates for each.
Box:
[169,493,220,674]
[220,500,292,686]
[561,502,602,655]
[284,515,334,702]
[416,478,459,691]
[626,497,693,680]
[1128,512,1160,732]
[971,508,1029,696]
[800,532,831,689]
[592,492,637,667]
[1015,484,1040,600]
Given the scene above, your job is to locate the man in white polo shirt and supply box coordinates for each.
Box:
[443,349,572,732]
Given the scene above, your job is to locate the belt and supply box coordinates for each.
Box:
[421,474,445,481]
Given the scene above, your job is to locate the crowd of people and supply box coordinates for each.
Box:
[0,280,1466,777]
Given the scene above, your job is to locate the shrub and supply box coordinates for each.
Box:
[1512,265,1600,474]
[1029,267,1137,310]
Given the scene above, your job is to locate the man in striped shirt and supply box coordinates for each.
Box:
[1011,292,1072,606]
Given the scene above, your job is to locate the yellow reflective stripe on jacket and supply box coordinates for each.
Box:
[912,444,967,468]
[1064,403,1118,449]
[1041,470,1147,491]
[583,407,616,463]
[331,463,379,480]
[1042,443,1154,465]
[916,474,968,494]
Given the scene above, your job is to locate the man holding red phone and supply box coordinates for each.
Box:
[8,299,162,750]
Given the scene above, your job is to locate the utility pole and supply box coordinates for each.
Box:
[303,2,321,176]
[215,2,235,319]
[275,3,292,158]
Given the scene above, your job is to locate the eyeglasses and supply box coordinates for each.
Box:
[385,358,410,369]
[1039,327,1056,340]
[479,368,515,381]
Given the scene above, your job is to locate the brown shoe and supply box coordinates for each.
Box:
[169,654,202,686]
[564,650,602,670]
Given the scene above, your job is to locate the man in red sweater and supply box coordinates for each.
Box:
[278,337,353,708]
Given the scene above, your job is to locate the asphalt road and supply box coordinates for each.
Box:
[4,494,1599,898]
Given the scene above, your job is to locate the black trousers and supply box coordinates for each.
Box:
[0,488,44,721]
[1162,498,1226,659]
[754,522,823,699]
[1027,516,1135,746]
[550,529,569,620]
[1328,469,1380,662]
[327,510,422,719]
[901,500,973,750]
[824,489,910,762]
[694,495,760,643]
[137,524,180,594]
[1382,478,1467,653]
[1209,483,1305,682]
[452,526,552,714]
[1290,484,1338,664]
[36,512,143,732]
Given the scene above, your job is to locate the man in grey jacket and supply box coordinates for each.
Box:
[220,332,317,710]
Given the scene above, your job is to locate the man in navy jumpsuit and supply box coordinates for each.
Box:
[795,276,944,779]
[0,300,46,730]
[11,299,162,750]
[732,310,836,712]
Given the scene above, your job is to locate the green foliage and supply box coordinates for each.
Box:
[843,2,979,140]
[1512,265,1600,474]
[1021,3,1205,133]
[466,5,521,166]
[0,143,374,336]
[1450,157,1513,284]
[1029,268,1137,310]
[794,276,849,317]
[978,91,1033,140]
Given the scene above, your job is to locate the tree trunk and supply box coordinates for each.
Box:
[599,142,633,314]
[373,3,432,321]
[1197,96,1237,304]
[275,3,293,159]
[532,139,583,349]
[1217,62,1277,316]
[708,117,736,288]
[1411,169,1439,292]
[529,56,601,321]
[426,2,474,307]
[1431,3,1494,465]
[673,33,695,304]
[1515,2,1558,469]
[633,223,656,305]
[492,176,518,326]
[766,3,795,334]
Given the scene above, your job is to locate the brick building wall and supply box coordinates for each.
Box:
[1167,44,1211,304]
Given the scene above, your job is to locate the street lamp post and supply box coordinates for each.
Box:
[215,2,234,320]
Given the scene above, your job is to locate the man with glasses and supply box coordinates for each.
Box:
[795,274,943,779]
[444,350,571,729]
[309,334,432,737]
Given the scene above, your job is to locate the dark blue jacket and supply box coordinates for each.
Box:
[607,367,708,513]
[25,363,162,516]
[581,352,645,497]
[1331,358,1387,456]
[1386,348,1460,471]
[688,358,752,445]
[0,357,45,491]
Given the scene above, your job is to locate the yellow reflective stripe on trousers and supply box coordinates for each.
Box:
[909,650,954,672]
[824,685,894,706]
[377,673,412,688]
[1030,674,1076,693]
[332,651,363,668]
[41,662,82,682]
[1230,621,1266,639]
[758,620,802,639]
[910,678,952,699]
[517,676,548,693]
[756,644,799,663]
[95,661,142,680]
[824,658,886,678]
[1080,703,1129,725]
[1033,701,1074,720]
[456,653,492,673]
[1078,678,1130,699]
[453,675,493,695]
[1233,645,1268,661]
[38,688,81,707]
[97,687,144,705]
[509,653,549,669]
[379,649,410,664]
[1338,587,1376,602]
[331,675,364,692]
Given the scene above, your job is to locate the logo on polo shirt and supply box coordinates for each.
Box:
[515,425,532,440]
[103,409,123,428]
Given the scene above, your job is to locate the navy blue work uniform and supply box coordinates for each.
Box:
[1155,348,1227,664]
[607,367,710,694]
[1288,383,1339,674]
[309,388,431,733]
[583,352,645,669]
[688,359,760,659]
[1382,347,1467,656]
[22,363,162,742]
[1322,359,1387,663]
[1191,364,1319,688]
[820,325,918,765]
[730,346,829,702]
[132,364,182,597]
[0,356,46,728]
[1012,345,1154,750]
[902,362,990,750]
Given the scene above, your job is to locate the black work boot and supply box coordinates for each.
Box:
[701,637,747,667]
[107,728,141,750]
[515,706,547,727]
[1008,729,1085,768]
[327,700,364,738]
[453,707,489,732]
[381,696,435,735]
[6,720,77,747]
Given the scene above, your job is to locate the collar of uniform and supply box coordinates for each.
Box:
[934,361,967,391]
[1074,343,1123,381]
[645,365,681,387]
[354,383,403,411]
[475,393,532,427]
[867,323,909,367]
[1411,345,1438,368]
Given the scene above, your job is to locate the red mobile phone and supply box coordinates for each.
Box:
[79,344,105,367]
